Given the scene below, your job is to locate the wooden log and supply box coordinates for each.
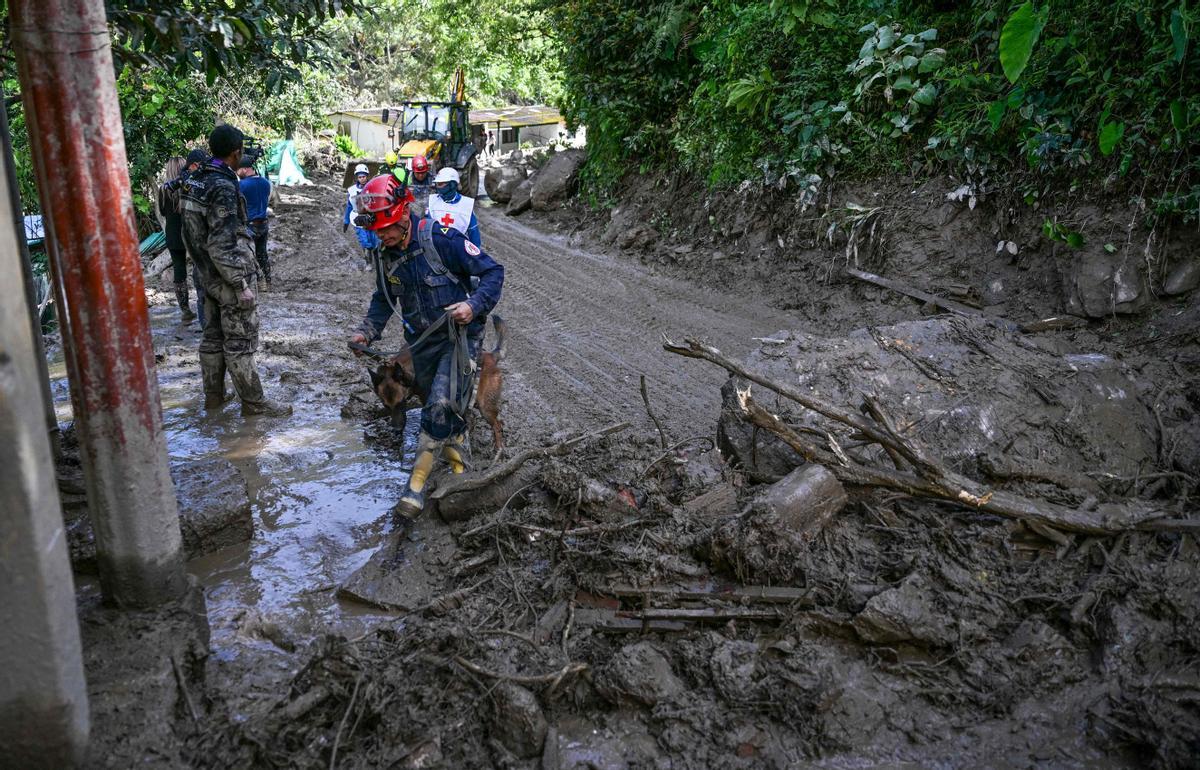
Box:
[846,267,983,317]
[431,422,630,501]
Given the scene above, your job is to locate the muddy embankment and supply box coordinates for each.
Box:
[64,153,1199,768]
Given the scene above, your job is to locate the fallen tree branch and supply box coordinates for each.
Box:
[737,388,1168,535]
[449,655,588,688]
[662,336,932,474]
[640,375,669,450]
[662,335,1176,535]
[432,421,630,500]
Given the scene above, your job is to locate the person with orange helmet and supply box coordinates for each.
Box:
[347,174,504,517]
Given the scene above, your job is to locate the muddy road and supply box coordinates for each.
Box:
[66,178,1198,768]
[479,210,799,438]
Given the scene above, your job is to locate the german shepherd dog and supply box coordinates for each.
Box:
[368,315,506,452]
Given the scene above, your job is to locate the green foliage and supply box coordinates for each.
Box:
[545,0,1200,225]
[334,133,365,158]
[105,0,364,86]
[322,0,561,107]
[116,70,215,212]
[847,23,945,138]
[999,1,1047,84]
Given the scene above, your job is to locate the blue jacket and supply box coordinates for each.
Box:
[361,215,503,340]
[239,173,271,221]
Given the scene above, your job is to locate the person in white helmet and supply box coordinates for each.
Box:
[343,163,381,263]
[426,167,481,247]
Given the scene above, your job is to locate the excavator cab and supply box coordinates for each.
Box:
[341,69,479,193]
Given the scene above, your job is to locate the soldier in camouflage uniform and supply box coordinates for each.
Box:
[180,125,292,417]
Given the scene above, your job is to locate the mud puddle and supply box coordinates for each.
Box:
[51,303,413,653]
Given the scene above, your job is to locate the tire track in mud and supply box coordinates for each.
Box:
[477,207,801,439]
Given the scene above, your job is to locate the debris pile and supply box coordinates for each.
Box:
[183,316,1198,768]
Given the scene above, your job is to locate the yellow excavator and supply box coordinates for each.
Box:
[342,69,480,194]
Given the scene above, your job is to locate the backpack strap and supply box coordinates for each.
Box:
[416,217,462,288]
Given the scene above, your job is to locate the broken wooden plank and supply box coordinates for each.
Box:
[604,582,812,605]
[616,608,784,622]
[573,609,689,633]
[1020,316,1088,333]
[847,267,983,317]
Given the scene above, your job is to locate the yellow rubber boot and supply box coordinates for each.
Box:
[398,433,440,516]
[442,434,468,474]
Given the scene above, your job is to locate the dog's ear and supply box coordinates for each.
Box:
[369,366,384,390]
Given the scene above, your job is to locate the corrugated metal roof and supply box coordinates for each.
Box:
[328,104,563,128]
[469,105,563,128]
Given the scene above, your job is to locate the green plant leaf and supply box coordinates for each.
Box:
[1098,119,1125,155]
[917,28,938,41]
[901,55,919,69]
[876,25,896,50]
[1170,100,1188,132]
[892,74,915,91]
[918,49,945,73]
[1104,243,1117,253]
[1066,232,1084,248]
[1000,1,1044,84]
[988,99,1006,131]
[912,83,938,106]
[1170,9,1188,63]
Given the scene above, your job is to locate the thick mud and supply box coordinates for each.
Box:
[66,178,1199,768]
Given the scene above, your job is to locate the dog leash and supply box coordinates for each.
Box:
[352,310,477,420]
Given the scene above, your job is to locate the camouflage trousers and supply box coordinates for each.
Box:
[198,278,259,357]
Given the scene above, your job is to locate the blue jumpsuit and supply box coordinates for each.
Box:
[344,182,381,251]
[359,216,504,440]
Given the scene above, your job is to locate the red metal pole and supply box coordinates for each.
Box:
[10,0,187,606]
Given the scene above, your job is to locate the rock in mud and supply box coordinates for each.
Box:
[1063,251,1148,316]
[65,456,252,571]
[853,572,956,647]
[174,457,253,555]
[337,522,454,611]
[751,464,846,541]
[491,683,548,758]
[542,715,663,770]
[484,165,528,204]
[1163,259,1200,295]
[596,641,685,707]
[530,149,586,211]
[506,176,535,216]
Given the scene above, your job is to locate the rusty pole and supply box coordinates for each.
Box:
[10,0,188,606]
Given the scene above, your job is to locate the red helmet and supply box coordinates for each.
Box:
[353,174,413,231]
[411,155,430,174]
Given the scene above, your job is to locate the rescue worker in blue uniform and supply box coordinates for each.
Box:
[427,167,482,247]
[343,163,380,264]
[348,174,504,516]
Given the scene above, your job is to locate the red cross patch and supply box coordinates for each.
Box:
[439,212,455,227]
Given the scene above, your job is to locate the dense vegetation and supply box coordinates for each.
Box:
[3,0,1196,227]
[545,0,1199,221]
[2,0,557,222]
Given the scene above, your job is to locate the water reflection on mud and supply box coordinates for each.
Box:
[53,305,411,652]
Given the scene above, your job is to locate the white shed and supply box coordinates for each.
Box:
[327,107,394,157]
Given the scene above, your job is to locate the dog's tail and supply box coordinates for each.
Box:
[490,314,507,362]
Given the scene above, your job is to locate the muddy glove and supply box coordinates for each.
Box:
[343,221,349,233]
[348,332,367,357]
